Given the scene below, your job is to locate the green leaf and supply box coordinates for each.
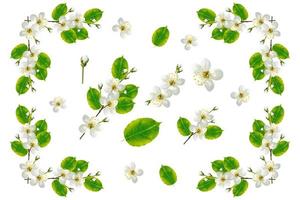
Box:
[11,141,28,156]
[36,53,51,69]
[224,156,239,171]
[87,87,101,110]
[61,156,77,171]
[35,66,48,80]
[73,28,89,40]
[252,120,265,134]
[224,30,239,44]
[211,160,226,172]
[232,3,248,20]
[177,117,191,136]
[73,160,89,172]
[272,43,289,59]
[249,52,263,68]
[11,43,27,59]
[52,180,68,197]
[36,131,51,147]
[116,97,134,114]
[152,26,170,47]
[269,105,284,124]
[35,120,48,134]
[197,177,216,192]
[84,8,103,24]
[211,28,226,40]
[272,140,289,156]
[270,76,284,95]
[249,131,264,147]
[205,125,223,139]
[84,176,103,192]
[61,29,77,44]
[159,165,177,186]
[16,76,31,95]
[52,3,68,20]
[233,180,248,197]
[252,66,265,80]
[111,56,128,80]
[197,8,216,24]
[124,118,160,147]
[120,84,139,99]
[16,105,31,124]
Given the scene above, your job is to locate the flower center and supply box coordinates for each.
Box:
[157,94,164,100]
[26,28,32,34]
[120,25,126,31]
[169,79,176,86]
[239,92,244,98]
[258,175,264,181]
[88,122,95,129]
[202,71,210,79]
[130,170,136,176]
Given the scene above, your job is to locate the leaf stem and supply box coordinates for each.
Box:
[183,132,195,145]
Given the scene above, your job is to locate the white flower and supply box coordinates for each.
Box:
[69,13,84,28]
[189,123,207,140]
[79,115,101,137]
[125,162,143,183]
[230,16,246,31]
[54,168,72,184]
[100,94,118,114]
[231,86,250,106]
[264,124,280,139]
[20,160,38,179]
[264,60,280,77]
[215,12,233,28]
[20,22,38,40]
[194,109,213,126]
[231,168,246,184]
[253,170,270,187]
[149,87,172,107]
[20,124,36,139]
[49,97,66,112]
[30,170,48,188]
[162,73,185,95]
[263,161,280,179]
[104,79,125,97]
[262,22,280,40]
[253,12,270,28]
[55,16,70,32]
[70,172,84,187]
[181,35,197,50]
[20,60,36,76]
[193,59,223,91]
[30,12,47,30]
[216,172,232,187]
[261,138,277,154]
[261,45,277,62]
[112,18,131,38]
[24,46,40,61]
[24,137,40,154]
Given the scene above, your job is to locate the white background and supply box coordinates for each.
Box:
[0,0,299,199]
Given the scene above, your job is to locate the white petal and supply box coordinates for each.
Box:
[204,80,214,91]
[212,69,223,80]
[201,59,211,69]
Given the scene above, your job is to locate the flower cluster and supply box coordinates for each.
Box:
[177,107,223,144]
[146,65,185,107]
[80,56,138,139]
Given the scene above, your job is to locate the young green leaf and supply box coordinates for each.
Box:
[232,3,248,20]
[152,26,170,47]
[211,160,226,172]
[52,180,68,197]
[84,176,103,191]
[177,117,191,136]
[252,66,265,80]
[159,165,177,186]
[270,76,284,95]
[87,87,101,110]
[224,30,239,43]
[272,140,289,156]
[124,118,160,147]
[252,120,265,134]
[35,120,48,134]
[36,131,51,147]
[249,131,264,147]
[73,28,89,40]
[16,105,31,124]
[116,97,135,114]
[61,156,77,171]
[11,43,27,59]
[249,52,263,68]
[84,8,103,24]
[272,43,289,59]
[232,180,248,197]
[224,156,239,171]
[35,66,48,80]
[11,141,28,156]
[61,29,77,43]
[197,177,216,192]
[205,125,223,139]
[37,53,51,69]
[111,56,129,80]
[16,76,31,95]
[197,8,216,24]
[120,84,138,99]
[52,3,68,20]
[269,105,284,124]
[73,160,89,172]
[211,28,226,40]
